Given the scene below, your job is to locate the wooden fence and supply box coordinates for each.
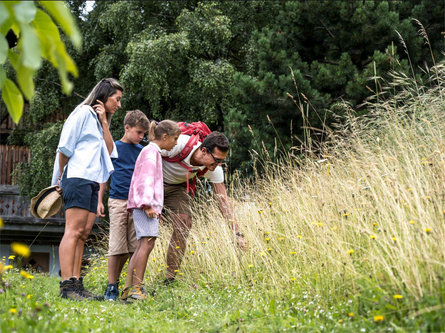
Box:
[0,145,30,185]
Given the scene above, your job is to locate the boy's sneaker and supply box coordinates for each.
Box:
[104,283,119,301]
[59,277,89,301]
[75,277,104,301]
[121,284,147,301]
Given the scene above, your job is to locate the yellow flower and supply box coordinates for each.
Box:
[264,238,270,242]
[290,277,296,281]
[0,262,3,273]
[264,231,270,235]
[10,308,16,314]
[248,264,254,268]
[152,258,156,261]
[258,210,263,214]
[267,248,272,252]
[338,319,343,323]
[0,217,3,229]
[317,223,323,227]
[174,269,179,273]
[4,265,13,270]
[290,251,296,255]
[8,255,15,260]
[175,246,180,249]
[409,220,415,224]
[373,315,384,322]
[348,312,354,317]
[393,294,403,299]
[27,294,32,299]
[425,228,431,233]
[392,237,397,243]
[278,237,285,241]
[268,202,272,207]
[11,243,30,258]
[297,235,302,238]
[190,250,195,254]
[20,270,34,279]
[179,272,183,276]
[347,250,354,255]
[369,235,376,239]
[259,252,266,256]
[373,222,378,227]
[343,213,349,217]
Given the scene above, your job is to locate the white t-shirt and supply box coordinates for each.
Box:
[161,134,224,184]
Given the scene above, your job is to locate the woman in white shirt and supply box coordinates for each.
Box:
[53,78,123,300]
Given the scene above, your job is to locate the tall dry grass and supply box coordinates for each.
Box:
[116,63,443,308]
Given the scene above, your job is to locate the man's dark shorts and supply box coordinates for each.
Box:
[163,183,191,217]
[61,172,99,213]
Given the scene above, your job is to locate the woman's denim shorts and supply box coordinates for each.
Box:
[61,171,100,213]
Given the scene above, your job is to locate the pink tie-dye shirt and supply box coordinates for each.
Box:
[127,142,164,214]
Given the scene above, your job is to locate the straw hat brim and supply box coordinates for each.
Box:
[30,185,63,219]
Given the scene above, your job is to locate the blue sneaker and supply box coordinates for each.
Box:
[104,283,119,301]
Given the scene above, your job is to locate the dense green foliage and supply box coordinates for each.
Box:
[0,1,80,123]
[6,0,443,195]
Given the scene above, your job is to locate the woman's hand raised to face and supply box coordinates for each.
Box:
[93,100,108,126]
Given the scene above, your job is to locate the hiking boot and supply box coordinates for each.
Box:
[163,277,176,286]
[75,277,104,301]
[121,284,147,301]
[59,277,89,301]
[104,283,119,301]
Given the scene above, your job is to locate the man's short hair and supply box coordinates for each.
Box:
[201,131,229,153]
[124,110,149,131]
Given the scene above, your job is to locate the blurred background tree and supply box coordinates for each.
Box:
[5,0,443,196]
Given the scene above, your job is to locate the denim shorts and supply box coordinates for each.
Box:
[61,171,100,213]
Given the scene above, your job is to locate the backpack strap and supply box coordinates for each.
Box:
[163,135,199,163]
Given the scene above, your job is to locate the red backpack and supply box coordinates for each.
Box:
[163,121,212,195]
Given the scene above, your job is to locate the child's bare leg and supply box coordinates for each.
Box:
[124,237,155,288]
[108,254,129,284]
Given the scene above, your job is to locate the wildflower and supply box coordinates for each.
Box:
[11,243,30,258]
[264,238,270,242]
[343,213,349,217]
[393,294,403,299]
[369,235,376,239]
[27,294,32,299]
[152,258,156,261]
[373,315,384,322]
[373,222,378,227]
[290,278,296,281]
[0,262,3,273]
[258,210,263,214]
[268,202,272,207]
[4,265,13,270]
[8,255,15,260]
[202,242,207,244]
[425,228,431,233]
[174,269,179,273]
[347,250,354,255]
[348,312,354,317]
[290,251,296,255]
[392,237,397,243]
[248,264,254,268]
[179,272,183,276]
[278,237,284,241]
[267,248,272,252]
[20,271,34,279]
[317,223,323,227]
[93,267,98,270]
[409,220,415,224]
[259,251,266,256]
[10,308,16,314]
[338,319,343,323]
[297,235,302,238]
[176,246,180,249]
[0,217,3,229]
[264,231,270,235]
[190,250,195,254]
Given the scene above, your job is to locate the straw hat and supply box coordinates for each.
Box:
[30,186,62,219]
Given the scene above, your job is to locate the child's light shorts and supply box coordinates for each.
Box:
[132,208,159,240]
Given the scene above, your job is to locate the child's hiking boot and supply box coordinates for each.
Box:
[104,283,119,301]
[59,277,89,300]
[121,284,147,301]
[75,277,104,301]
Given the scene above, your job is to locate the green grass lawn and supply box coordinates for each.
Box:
[1,270,444,332]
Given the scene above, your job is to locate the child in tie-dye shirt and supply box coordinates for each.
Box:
[121,120,180,301]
